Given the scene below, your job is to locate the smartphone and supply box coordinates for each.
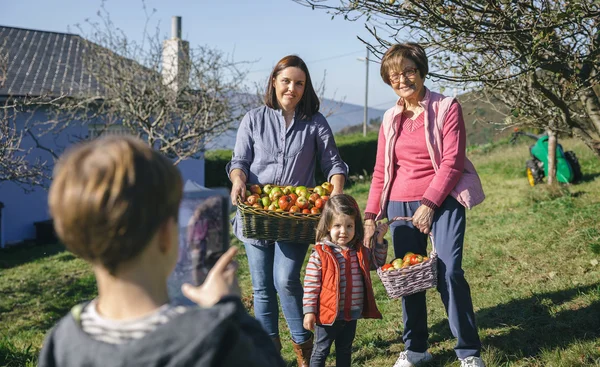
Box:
[168,186,230,305]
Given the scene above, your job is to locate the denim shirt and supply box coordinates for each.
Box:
[226,105,348,246]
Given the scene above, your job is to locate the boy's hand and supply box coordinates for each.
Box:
[182,247,241,307]
[376,222,389,244]
[303,313,316,331]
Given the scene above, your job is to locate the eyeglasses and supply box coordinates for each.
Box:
[389,68,418,83]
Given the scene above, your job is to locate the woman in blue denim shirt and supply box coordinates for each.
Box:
[226,55,348,367]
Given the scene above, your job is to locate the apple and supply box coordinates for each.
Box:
[269,188,283,201]
[310,207,321,215]
[302,208,311,214]
[263,184,274,195]
[391,258,404,269]
[260,196,271,208]
[245,189,252,198]
[314,198,325,209]
[289,205,300,213]
[283,185,295,195]
[267,203,278,211]
[247,194,259,206]
[278,195,292,211]
[321,182,334,194]
[249,184,262,195]
[313,186,326,197]
[295,196,309,209]
[321,195,329,203]
[289,193,298,204]
[410,254,423,265]
[308,193,320,204]
[402,252,415,263]
[252,203,263,209]
[295,186,309,197]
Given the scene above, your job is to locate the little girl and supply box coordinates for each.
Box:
[303,194,389,367]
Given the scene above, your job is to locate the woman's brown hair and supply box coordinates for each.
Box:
[315,194,364,248]
[380,43,429,85]
[264,55,320,121]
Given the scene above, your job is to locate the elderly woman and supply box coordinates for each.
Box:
[363,43,486,367]
[227,55,348,367]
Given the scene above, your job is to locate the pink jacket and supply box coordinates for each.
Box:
[365,88,485,220]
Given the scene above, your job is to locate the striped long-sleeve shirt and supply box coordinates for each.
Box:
[303,239,388,321]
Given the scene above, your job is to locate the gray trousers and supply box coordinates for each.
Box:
[387,197,481,359]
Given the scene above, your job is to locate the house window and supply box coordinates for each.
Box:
[88,124,133,140]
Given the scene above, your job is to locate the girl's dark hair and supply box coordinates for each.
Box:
[315,194,364,248]
[264,55,320,121]
[380,43,429,85]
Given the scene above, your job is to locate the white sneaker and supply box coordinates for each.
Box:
[460,356,486,367]
[393,350,433,367]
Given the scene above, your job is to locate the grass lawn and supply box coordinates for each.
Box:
[1,138,600,366]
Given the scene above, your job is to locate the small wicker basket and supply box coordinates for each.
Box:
[374,217,438,299]
[237,197,320,243]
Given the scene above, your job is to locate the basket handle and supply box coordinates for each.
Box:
[369,216,436,254]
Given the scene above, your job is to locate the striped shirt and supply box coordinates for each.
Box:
[80,299,189,345]
[303,239,388,321]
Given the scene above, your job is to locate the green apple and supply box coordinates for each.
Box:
[313,186,326,197]
[261,196,271,207]
[295,186,309,197]
[283,185,295,195]
[391,258,404,269]
[263,184,274,195]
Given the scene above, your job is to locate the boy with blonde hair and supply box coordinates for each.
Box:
[39,136,284,367]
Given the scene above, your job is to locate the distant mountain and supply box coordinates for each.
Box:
[205,98,388,150]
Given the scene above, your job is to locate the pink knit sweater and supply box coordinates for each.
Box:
[365,88,484,220]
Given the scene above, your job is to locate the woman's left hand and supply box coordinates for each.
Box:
[412,205,435,235]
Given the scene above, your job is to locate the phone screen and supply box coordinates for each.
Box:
[167,187,230,305]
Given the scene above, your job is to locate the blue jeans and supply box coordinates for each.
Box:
[244,241,312,344]
[387,197,482,359]
[310,320,357,367]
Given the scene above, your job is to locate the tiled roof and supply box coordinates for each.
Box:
[0,26,101,98]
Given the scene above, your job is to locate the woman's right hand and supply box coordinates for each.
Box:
[363,219,376,248]
[230,177,246,206]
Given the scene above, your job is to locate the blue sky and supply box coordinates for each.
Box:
[1,0,417,109]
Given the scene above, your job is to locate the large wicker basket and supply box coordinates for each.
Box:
[237,198,320,243]
[375,217,438,299]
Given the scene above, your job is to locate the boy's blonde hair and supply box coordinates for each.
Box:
[49,136,183,274]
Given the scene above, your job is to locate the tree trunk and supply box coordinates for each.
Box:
[547,129,557,185]
[571,125,600,159]
[578,88,600,137]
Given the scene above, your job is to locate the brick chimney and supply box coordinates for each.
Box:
[162,16,190,92]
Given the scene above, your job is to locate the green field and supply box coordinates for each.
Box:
[1,138,599,367]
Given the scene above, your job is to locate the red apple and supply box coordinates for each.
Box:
[314,198,324,209]
[289,193,298,204]
[310,207,321,214]
[278,195,292,211]
[252,203,263,209]
[247,194,259,206]
[308,193,320,205]
[302,208,311,214]
[295,196,309,209]
[249,184,262,195]
[289,205,300,213]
